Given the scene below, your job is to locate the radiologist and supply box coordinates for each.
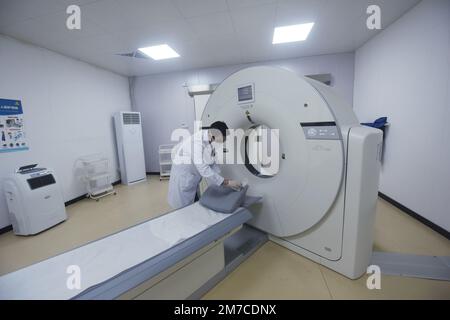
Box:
[167,121,242,209]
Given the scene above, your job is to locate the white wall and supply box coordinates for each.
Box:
[353,0,450,230]
[132,53,355,173]
[0,35,131,229]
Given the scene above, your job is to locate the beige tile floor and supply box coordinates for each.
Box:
[0,176,449,299]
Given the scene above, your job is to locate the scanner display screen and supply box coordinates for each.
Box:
[238,85,253,102]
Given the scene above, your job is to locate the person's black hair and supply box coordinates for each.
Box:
[207,121,229,141]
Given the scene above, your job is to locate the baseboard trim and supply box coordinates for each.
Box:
[64,194,87,206]
[0,180,121,236]
[379,192,449,240]
[0,225,13,235]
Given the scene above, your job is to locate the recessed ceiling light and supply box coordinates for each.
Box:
[272,23,315,44]
[138,44,180,60]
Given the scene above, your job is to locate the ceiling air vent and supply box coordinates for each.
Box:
[122,113,140,125]
[116,51,150,59]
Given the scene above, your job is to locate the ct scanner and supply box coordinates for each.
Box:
[0,66,382,299]
[202,66,383,279]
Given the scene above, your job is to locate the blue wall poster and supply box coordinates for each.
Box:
[0,99,29,153]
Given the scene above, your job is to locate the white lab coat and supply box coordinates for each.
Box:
[168,130,224,209]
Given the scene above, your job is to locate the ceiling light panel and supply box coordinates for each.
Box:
[138,44,180,60]
[272,23,314,44]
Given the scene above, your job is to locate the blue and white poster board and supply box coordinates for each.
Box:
[0,99,28,153]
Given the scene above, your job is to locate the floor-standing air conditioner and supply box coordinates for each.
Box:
[114,111,147,185]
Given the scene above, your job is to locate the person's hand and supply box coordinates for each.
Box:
[226,180,242,191]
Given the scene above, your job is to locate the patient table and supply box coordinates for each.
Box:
[0,202,266,300]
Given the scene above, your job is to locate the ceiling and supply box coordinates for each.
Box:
[0,0,420,76]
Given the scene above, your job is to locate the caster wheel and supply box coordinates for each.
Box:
[96,199,99,202]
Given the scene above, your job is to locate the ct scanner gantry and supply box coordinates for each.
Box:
[202,66,383,279]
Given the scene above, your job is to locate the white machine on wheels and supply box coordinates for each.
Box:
[202,66,382,279]
[3,164,67,236]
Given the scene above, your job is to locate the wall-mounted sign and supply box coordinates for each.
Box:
[0,99,28,153]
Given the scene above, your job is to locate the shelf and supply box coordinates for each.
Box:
[159,144,175,178]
